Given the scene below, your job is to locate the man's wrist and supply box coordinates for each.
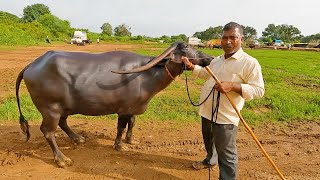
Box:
[187,63,194,70]
[231,82,242,95]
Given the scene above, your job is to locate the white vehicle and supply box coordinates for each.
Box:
[70,31,91,45]
[188,37,202,46]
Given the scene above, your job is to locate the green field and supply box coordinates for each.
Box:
[0,48,319,125]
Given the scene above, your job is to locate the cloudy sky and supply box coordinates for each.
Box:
[1,0,319,37]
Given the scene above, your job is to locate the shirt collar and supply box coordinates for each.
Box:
[223,48,244,60]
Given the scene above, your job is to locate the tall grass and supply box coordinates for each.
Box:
[0,48,319,125]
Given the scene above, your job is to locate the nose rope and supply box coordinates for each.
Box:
[164,51,198,80]
[164,65,175,80]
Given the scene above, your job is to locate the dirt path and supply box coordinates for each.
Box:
[0,44,319,180]
[0,120,319,180]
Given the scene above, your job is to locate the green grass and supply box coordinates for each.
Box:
[242,49,320,124]
[0,94,41,121]
[0,48,319,125]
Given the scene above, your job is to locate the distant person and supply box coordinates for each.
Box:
[182,22,265,180]
[97,38,100,45]
[46,36,51,44]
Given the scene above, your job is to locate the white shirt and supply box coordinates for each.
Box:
[192,48,265,126]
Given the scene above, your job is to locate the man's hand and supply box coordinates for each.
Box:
[215,82,242,95]
[181,56,194,70]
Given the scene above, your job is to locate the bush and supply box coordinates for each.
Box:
[0,22,51,45]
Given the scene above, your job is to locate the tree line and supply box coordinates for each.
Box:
[193,24,319,44]
[0,3,319,46]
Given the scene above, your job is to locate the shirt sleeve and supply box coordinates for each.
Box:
[240,61,265,101]
[192,65,211,79]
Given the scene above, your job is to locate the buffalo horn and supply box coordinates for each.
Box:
[111,44,178,74]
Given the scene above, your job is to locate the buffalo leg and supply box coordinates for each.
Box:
[125,115,138,144]
[59,115,85,144]
[40,109,72,168]
[113,115,130,151]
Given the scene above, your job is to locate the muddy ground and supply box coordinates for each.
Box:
[0,44,319,180]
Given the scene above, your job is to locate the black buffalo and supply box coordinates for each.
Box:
[16,42,213,168]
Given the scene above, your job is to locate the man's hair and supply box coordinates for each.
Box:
[223,22,243,35]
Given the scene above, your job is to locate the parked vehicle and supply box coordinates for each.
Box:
[207,39,221,49]
[273,39,284,47]
[248,40,260,49]
[70,31,91,45]
[188,37,202,46]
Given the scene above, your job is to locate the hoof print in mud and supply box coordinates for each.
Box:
[125,138,140,145]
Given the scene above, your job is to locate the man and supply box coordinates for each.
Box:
[46,36,51,44]
[182,22,265,179]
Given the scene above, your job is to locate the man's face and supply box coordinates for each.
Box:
[221,27,243,55]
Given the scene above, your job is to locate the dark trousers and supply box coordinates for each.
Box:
[201,116,238,180]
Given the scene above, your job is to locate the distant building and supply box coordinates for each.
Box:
[292,43,308,48]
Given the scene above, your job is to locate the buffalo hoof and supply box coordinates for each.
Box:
[113,144,129,151]
[72,135,85,144]
[54,154,73,168]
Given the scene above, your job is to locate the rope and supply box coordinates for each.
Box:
[184,64,221,180]
[184,65,214,106]
[164,65,175,80]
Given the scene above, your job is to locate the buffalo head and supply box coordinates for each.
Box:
[111,42,213,74]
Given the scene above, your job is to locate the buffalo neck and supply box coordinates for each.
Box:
[164,61,183,79]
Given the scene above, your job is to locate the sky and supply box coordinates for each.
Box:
[1,0,319,38]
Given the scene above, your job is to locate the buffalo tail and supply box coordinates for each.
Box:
[15,65,31,141]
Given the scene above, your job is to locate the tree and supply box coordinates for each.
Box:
[0,11,21,23]
[261,24,278,42]
[262,24,302,42]
[100,22,113,36]
[278,24,302,42]
[301,33,320,43]
[37,14,72,38]
[242,25,257,40]
[171,34,187,42]
[193,26,223,41]
[159,35,172,43]
[23,3,51,23]
[114,23,131,36]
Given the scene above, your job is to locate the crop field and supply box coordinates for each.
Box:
[0,43,319,179]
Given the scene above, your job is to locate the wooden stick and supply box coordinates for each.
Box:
[204,66,285,180]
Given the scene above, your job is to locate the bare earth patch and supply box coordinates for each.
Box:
[0,120,319,180]
[0,44,319,179]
